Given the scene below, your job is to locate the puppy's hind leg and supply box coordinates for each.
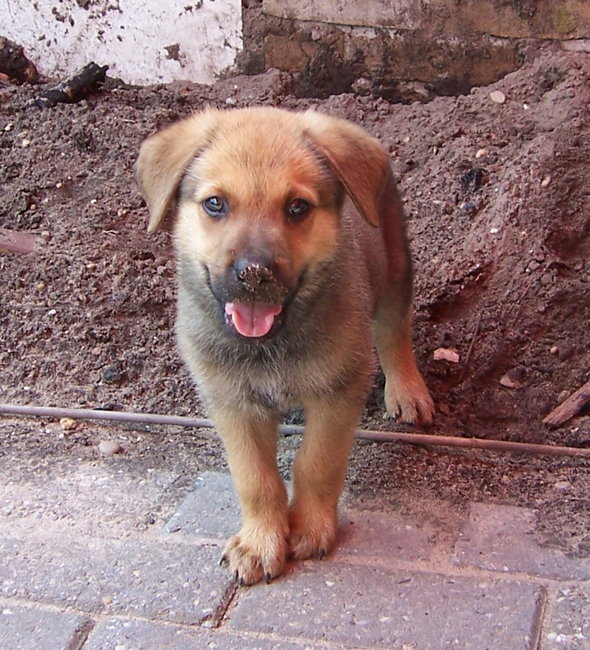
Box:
[374,300,434,426]
[211,405,289,585]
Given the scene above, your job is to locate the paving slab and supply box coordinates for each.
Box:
[0,602,92,650]
[0,535,231,625]
[334,510,435,563]
[85,617,329,649]
[0,462,181,538]
[453,503,590,580]
[163,472,239,539]
[163,473,437,565]
[230,561,544,649]
[544,584,590,649]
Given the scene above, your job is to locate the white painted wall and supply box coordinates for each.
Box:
[0,0,243,85]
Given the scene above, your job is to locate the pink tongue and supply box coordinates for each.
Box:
[225,302,282,338]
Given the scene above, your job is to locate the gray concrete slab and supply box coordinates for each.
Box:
[85,617,329,649]
[0,535,230,625]
[0,462,181,538]
[544,584,590,649]
[230,561,544,649]
[163,472,239,539]
[334,510,435,562]
[0,602,92,650]
[453,503,590,580]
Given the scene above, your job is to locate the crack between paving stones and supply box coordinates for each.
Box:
[531,585,550,650]
[199,580,239,629]
[67,617,96,650]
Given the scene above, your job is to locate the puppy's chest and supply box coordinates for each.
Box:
[246,372,297,411]
[226,349,336,411]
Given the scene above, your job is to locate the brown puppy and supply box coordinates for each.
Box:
[136,107,434,585]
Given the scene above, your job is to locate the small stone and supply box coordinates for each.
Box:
[475,148,488,159]
[460,167,487,192]
[541,175,551,187]
[59,417,78,432]
[499,373,521,389]
[102,364,125,384]
[21,138,31,147]
[550,345,559,355]
[499,366,527,389]
[433,348,460,363]
[351,77,372,95]
[489,90,506,104]
[98,440,123,455]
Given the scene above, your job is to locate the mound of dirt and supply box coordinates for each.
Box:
[1,50,588,448]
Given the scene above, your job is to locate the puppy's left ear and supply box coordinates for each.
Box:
[302,111,390,227]
[136,109,219,233]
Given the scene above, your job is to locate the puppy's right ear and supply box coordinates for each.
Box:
[136,109,218,233]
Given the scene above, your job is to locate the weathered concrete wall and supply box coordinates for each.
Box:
[0,0,242,85]
[242,0,590,100]
[264,0,590,38]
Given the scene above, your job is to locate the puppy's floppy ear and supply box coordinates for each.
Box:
[301,110,390,227]
[136,108,219,233]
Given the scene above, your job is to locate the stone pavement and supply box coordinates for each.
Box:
[1,470,588,650]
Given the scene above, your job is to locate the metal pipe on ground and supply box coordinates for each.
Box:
[1,403,589,458]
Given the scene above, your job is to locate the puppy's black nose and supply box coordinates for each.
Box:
[234,259,275,291]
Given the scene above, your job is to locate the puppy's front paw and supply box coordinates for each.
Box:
[288,502,338,561]
[221,526,288,585]
[384,374,434,426]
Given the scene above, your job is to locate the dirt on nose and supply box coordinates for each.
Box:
[237,264,274,291]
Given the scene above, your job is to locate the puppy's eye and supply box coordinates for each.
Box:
[287,198,311,222]
[202,196,229,218]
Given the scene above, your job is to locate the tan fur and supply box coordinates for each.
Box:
[136,107,434,585]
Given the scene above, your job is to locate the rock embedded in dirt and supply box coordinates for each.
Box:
[59,417,78,432]
[98,440,123,455]
[489,90,506,104]
[102,365,126,385]
[434,348,460,364]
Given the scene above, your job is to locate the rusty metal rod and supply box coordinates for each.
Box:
[0,402,589,458]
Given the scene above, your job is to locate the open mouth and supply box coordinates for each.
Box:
[224,302,283,338]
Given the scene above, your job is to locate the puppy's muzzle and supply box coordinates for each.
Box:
[217,257,292,339]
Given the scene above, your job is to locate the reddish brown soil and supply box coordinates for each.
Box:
[2,50,588,445]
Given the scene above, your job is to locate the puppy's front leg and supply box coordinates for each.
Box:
[288,393,363,560]
[210,405,289,585]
